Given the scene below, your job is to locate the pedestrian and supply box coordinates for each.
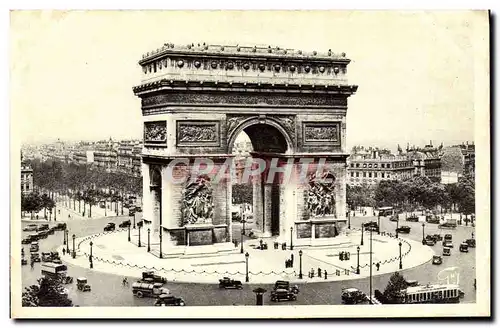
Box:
[474,279,476,290]
[21,248,24,257]
[310,268,315,278]
[62,248,66,256]
[324,270,328,280]
[122,277,128,287]
[259,239,263,250]
[376,262,380,271]
[318,268,322,278]
[30,261,34,270]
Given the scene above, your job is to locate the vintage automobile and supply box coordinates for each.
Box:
[129,208,136,216]
[37,224,50,231]
[23,224,38,232]
[459,242,469,253]
[103,223,116,232]
[443,246,452,256]
[274,280,299,294]
[77,277,91,292]
[406,215,419,222]
[363,221,378,229]
[30,242,39,253]
[443,240,453,248]
[47,227,55,235]
[21,258,28,265]
[54,223,67,231]
[52,259,63,265]
[36,231,49,239]
[426,216,441,224]
[341,288,367,304]
[132,282,170,298]
[425,238,436,246]
[270,288,297,302]
[219,277,243,289]
[444,234,453,242]
[389,215,399,222]
[466,238,476,248]
[41,252,52,262]
[396,226,411,234]
[432,234,443,241]
[438,222,457,229]
[118,220,131,228]
[21,237,32,244]
[154,294,186,306]
[141,271,168,284]
[136,206,143,212]
[432,255,443,265]
[30,252,41,262]
[137,220,144,228]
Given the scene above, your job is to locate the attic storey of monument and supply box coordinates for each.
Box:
[133,43,357,253]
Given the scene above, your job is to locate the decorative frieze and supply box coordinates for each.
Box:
[176,120,220,146]
[303,122,341,145]
[141,92,348,109]
[144,121,167,145]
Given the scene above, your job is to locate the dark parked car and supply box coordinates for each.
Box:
[37,224,50,232]
[274,280,300,294]
[432,255,443,265]
[141,271,167,284]
[425,238,436,246]
[219,277,243,289]
[270,289,297,302]
[466,239,476,248]
[21,238,32,244]
[104,223,116,232]
[396,226,411,234]
[154,294,186,306]
[426,215,441,224]
[119,220,131,228]
[432,234,443,241]
[54,223,67,231]
[406,215,419,222]
[438,222,457,229]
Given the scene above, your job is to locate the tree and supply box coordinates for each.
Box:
[232,184,252,204]
[383,272,408,304]
[22,277,73,307]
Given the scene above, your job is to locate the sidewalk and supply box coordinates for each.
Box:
[61,229,433,284]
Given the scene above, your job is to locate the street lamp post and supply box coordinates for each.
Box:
[369,226,373,304]
[299,250,303,279]
[347,210,351,229]
[290,226,294,250]
[89,241,93,269]
[421,222,426,245]
[138,225,142,247]
[396,218,399,239]
[128,224,131,242]
[147,228,151,252]
[72,234,76,259]
[245,252,250,282]
[356,246,361,274]
[159,227,163,259]
[66,230,70,254]
[399,241,403,269]
[133,213,136,229]
[377,215,381,235]
[63,229,67,245]
[360,224,364,246]
[240,225,244,254]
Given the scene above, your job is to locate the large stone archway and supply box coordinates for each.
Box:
[133,44,358,254]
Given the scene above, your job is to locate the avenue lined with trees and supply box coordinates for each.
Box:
[21,158,142,219]
[347,175,475,219]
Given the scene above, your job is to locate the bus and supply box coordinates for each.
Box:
[41,263,68,279]
[377,207,394,217]
[401,284,462,304]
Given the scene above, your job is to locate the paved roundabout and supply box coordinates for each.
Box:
[61,227,433,284]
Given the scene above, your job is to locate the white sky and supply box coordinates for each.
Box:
[11,11,484,151]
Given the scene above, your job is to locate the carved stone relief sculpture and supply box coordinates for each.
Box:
[180,175,214,226]
[177,121,219,146]
[144,121,167,143]
[305,171,337,218]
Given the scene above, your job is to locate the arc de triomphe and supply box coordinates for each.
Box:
[133,43,357,255]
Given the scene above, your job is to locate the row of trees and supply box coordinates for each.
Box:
[27,158,142,218]
[347,175,475,217]
[21,192,55,219]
